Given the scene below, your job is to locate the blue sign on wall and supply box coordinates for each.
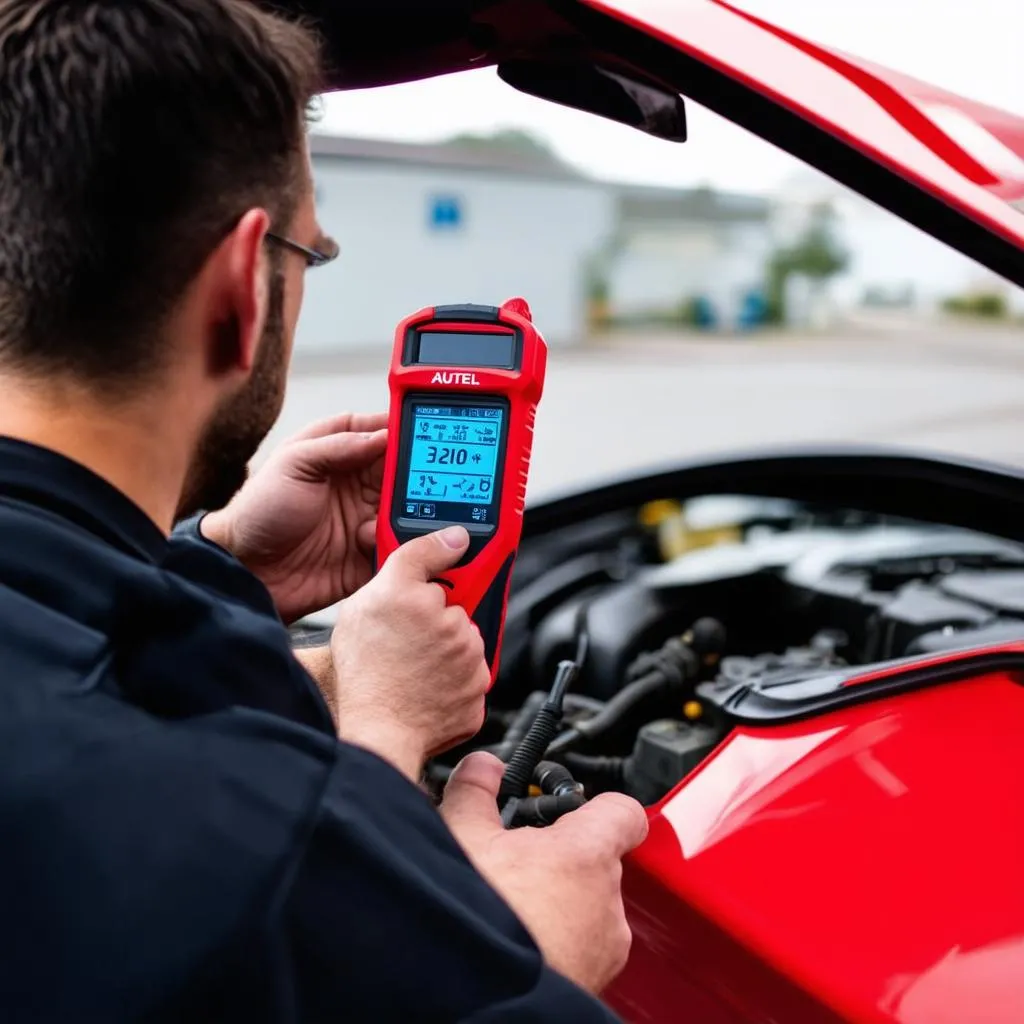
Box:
[429,195,464,231]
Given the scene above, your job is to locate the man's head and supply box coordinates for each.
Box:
[0,0,333,516]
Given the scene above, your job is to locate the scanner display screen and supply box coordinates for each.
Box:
[415,332,515,368]
[400,403,505,525]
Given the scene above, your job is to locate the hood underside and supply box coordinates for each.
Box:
[266,0,1024,287]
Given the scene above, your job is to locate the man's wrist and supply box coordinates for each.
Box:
[337,719,427,785]
[293,646,338,727]
[198,508,234,554]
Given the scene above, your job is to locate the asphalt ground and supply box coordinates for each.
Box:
[261,319,1024,504]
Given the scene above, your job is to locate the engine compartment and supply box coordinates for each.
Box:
[428,493,1024,806]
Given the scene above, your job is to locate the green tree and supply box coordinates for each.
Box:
[765,202,850,324]
[944,292,1008,318]
[445,128,563,165]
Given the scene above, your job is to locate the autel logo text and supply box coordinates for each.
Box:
[431,371,480,386]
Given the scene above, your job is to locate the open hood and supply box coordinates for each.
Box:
[270,0,1024,286]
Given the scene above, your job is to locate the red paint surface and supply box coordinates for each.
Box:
[605,669,1024,1022]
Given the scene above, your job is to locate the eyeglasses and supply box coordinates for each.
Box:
[265,231,339,268]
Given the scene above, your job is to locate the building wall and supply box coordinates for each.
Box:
[607,227,720,314]
[606,219,772,327]
[297,159,615,353]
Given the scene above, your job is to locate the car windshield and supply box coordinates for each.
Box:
[265,2,1024,500]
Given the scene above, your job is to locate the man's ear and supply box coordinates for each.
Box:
[211,207,271,375]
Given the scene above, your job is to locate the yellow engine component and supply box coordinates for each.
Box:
[637,499,681,528]
[638,500,742,562]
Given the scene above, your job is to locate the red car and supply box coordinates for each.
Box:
[280,2,1024,1021]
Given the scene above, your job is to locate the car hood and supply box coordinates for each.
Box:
[276,0,1024,285]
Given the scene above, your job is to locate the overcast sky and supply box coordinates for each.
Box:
[318,0,1024,194]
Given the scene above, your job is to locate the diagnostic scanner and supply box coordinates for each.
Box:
[376,298,548,683]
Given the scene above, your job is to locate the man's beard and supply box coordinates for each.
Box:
[177,271,288,519]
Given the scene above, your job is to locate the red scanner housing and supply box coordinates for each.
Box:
[376,298,547,683]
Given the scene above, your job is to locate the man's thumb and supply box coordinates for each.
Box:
[385,526,469,583]
[440,751,505,834]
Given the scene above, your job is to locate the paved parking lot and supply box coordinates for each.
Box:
[261,320,1024,503]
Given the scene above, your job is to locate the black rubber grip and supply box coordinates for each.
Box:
[432,304,500,321]
[472,552,516,670]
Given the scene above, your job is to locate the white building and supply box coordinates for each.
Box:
[300,136,1022,351]
[300,135,616,354]
[604,185,772,328]
[301,134,786,353]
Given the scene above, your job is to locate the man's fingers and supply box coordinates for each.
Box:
[554,793,649,858]
[382,526,469,583]
[440,752,506,834]
[296,429,387,477]
[355,518,377,554]
[287,411,388,444]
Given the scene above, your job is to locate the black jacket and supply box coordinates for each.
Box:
[0,437,618,1023]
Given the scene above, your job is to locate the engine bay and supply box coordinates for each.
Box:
[426,493,1024,809]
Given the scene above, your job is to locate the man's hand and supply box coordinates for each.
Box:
[440,752,649,995]
[330,525,491,782]
[202,412,388,624]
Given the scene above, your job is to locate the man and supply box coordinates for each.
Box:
[0,1,648,1021]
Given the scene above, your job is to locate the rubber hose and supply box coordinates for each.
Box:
[495,693,605,763]
[499,659,578,800]
[533,760,583,797]
[563,753,628,789]
[507,791,585,827]
[563,694,605,715]
[499,703,564,799]
[546,670,665,756]
[495,691,547,762]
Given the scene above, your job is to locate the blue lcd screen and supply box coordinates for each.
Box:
[401,404,504,525]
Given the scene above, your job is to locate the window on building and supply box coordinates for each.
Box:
[429,194,465,231]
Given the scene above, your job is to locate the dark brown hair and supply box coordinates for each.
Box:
[0,0,323,387]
